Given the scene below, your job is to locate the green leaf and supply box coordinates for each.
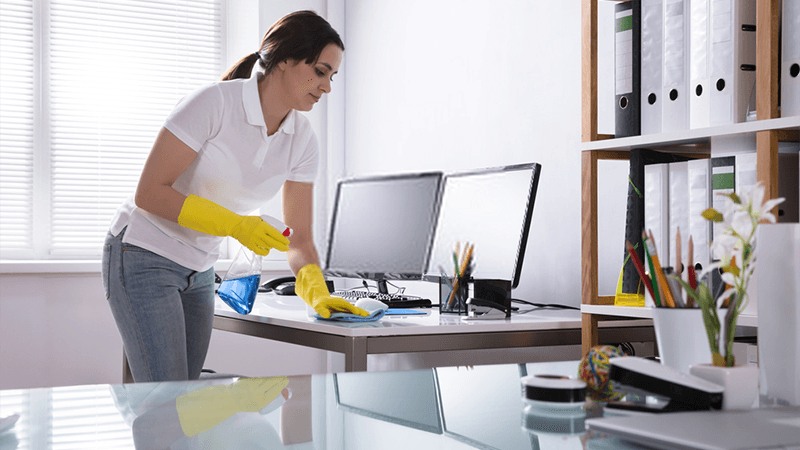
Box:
[702,208,724,222]
[725,192,742,204]
[712,352,726,367]
[722,264,740,277]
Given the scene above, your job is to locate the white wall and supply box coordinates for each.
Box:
[342,0,628,307]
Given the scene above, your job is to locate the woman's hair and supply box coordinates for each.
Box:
[220,10,344,81]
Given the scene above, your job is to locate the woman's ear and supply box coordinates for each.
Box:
[277,60,289,72]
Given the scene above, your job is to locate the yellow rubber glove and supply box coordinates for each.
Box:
[295,264,369,318]
[177,194,290,256]
[176,376,289,437]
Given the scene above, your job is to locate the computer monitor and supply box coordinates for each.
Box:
[425,163,541,289]
[324,172,443,292]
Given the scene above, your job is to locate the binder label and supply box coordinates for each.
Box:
[616,9,634,95]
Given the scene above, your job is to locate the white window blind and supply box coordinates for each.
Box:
[0,0,223,259]
[49,385,133,449]
[0,0,35,256]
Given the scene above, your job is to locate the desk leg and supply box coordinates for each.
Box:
[345,337,368,372]
[122,350,134,384]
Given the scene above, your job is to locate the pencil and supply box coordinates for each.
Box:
[675,227,682,302]
[687,235,696,306]
[646,229,676,308]
[642,232,662,307]
[626,240,656,301]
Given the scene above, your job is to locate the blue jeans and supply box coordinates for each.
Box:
[102,229,215,382]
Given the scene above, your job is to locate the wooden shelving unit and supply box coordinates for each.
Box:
[580,0,799,355]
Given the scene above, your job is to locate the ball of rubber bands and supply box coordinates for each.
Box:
[578,345,625,401]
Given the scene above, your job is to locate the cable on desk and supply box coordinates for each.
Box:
[511,298,580,311]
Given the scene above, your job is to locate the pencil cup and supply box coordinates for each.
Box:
[440,276,468,315]
[652,308,713,374]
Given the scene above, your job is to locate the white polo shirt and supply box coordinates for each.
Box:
[109,71,319,272]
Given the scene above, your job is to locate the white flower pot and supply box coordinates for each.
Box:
[689,363,759,410]
[652,308,728,374]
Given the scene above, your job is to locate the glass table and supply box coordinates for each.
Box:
[0,359,786,450]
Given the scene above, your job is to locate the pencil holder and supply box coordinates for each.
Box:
[439,276,468,315]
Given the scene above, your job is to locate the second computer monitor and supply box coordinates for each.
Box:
[325,172,443,282]
[425,163,541,289]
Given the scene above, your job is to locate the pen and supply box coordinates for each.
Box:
[646,229,676,308]
[626,240,656,301]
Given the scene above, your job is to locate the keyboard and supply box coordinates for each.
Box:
[331,290,432,308]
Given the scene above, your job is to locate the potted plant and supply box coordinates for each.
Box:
[678,182,784,409]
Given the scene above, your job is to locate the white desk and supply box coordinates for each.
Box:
[209,293,655,372]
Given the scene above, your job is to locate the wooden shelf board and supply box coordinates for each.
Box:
[581,305,758,328]
[579,116,800,153]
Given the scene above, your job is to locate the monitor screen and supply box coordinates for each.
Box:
[333,369,443,434]
[325,172,443,281]
[425,163,541,288]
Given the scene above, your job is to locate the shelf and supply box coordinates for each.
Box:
[580,305,758,328]
[579,116,800,154]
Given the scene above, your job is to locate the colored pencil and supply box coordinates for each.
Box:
[646,229,676,308]
[642,231,662,307]
[675,227,683,301]
[626,240,656,301]
[687,235,697,306]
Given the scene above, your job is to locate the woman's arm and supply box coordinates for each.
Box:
[282,180,320,274]
[282,180,367,317]
[134,127,197,222]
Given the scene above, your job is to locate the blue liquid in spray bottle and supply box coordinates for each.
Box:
[218,274,261,315]
[217,214,293,315]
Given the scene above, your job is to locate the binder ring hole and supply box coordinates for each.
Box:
[695,84,703,96]
[619,96,628,109]
[669,89,678,101]
[716,78,726,91]
[791,64,799,78]
[648,93,657,105]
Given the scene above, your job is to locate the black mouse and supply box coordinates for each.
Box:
[274,282,296,296]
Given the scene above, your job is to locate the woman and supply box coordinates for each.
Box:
[102,10,366,383]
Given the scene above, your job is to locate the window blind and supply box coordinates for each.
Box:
[0,0,35,257]
[49,385,133,449]
[0,0,223,259]
[48,0,223,257]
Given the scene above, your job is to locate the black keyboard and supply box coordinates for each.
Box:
[331,290,432,308]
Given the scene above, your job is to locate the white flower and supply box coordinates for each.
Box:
[730,210,754,240]
[749,183,785,223]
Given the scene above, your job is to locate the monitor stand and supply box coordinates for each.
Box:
[376,279,390,295]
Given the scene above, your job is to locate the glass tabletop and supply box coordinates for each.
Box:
[0,360,658,450]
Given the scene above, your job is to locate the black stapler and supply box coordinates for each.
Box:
[605,357,724,413]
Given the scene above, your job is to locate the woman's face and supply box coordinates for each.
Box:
[280,43,343,112]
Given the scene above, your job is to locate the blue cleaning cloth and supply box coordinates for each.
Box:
[312,309,386,322]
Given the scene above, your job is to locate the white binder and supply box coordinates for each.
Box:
[642,0,664,135]
[689,0,711,129]
[669,161,689,272]
[645,163,671,265]
[687,158,712,271]
[662,0,691,132]
[708,0,756,126]
[710,155,735,245]
[783,0,800,117]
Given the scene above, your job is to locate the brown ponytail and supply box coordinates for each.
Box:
[220,52,262,81]
[220,10,344,82]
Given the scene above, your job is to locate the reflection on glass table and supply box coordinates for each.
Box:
[4,359,793,450]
